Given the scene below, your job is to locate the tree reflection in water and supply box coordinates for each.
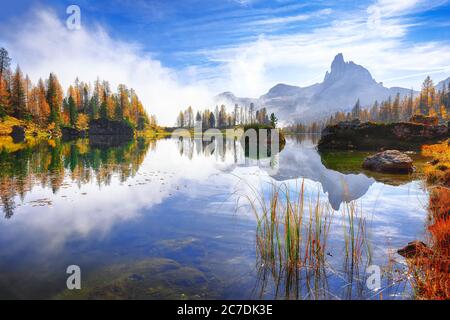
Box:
[0,138,154,219]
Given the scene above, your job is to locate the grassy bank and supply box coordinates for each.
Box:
[0,116,52,152]
[136,126,172,139]
[404,140,450,300]
[422,140,450,186]
[0,117,170,153]
[0,116,50,139]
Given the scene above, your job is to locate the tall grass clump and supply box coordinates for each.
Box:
[242,180,332,272]
[340,201,373,299]
[237,179,371,299]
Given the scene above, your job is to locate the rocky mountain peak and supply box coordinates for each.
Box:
[215,53,419,123]
[324,53,374,85]
[331,53,345,70]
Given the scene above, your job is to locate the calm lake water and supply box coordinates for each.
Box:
[0,135,430,299]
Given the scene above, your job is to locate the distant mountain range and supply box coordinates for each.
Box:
[215,53,449,123]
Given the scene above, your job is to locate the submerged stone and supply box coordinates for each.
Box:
[56,258,216,300]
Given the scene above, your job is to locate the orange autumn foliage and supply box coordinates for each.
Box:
[408,142,450,300]
[422,140,450,187]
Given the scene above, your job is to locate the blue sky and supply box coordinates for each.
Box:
[1,0,450,124]
[3,0,450,70]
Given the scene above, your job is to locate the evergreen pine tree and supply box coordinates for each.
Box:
[68,95,78,127]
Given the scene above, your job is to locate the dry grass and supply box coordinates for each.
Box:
[0,116,23,136]
[422,140,450,187]
[411,186,450,300]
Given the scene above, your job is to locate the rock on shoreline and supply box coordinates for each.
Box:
[10,125,26,143]
[318,120,448,151]
[362,150,414,174]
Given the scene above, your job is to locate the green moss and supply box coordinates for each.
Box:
[320,151,369,173]
[319,150,430,186]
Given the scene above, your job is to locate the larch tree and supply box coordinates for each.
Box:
[392,93,400,122]
[37,79,50,124]
[0,76,9,118]
[1,48,152,128]
[0,48,11,87]
[419,76,435,115]
[405,90,414,120]
[46,73,63,124]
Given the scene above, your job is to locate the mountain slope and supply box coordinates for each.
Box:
[216,54,416,122]
[437,77,450,91]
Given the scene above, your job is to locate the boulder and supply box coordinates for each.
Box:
[397,241,431,258]
[10,125,25,143]
[362,150,414,174]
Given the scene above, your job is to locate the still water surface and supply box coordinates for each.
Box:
[0,135,429,299]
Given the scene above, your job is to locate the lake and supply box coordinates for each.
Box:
[0,135,430,299]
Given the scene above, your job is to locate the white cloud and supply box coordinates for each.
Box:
[202,0,450,96]
[1,9,213,126]
[2,0,450,114]
[368,0,421,17]
[367,0,447,18]
[251,8,333,26]
[233,0,253,6]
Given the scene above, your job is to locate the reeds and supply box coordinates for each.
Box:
[342,202,371,269]
[244,181,333,272]
[237,179,372,299]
